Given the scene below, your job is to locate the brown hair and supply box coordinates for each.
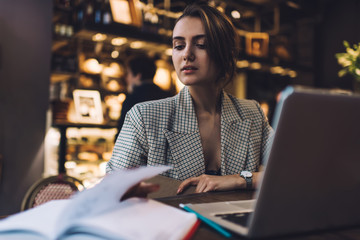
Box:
[176,3,239,87]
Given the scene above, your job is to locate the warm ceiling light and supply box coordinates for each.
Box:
[250,62,262,70]
[216,6,224,13]
[111,50,119,58]
[288,70,297,78]
[65,161,77,169]
[165,48,172,56]
[92,33,107,42]
[107,80,121,92]
[286,1,301,9]
[231,10,241,19]
[102,62,122,77]
[118,93,126,103]
[151,13,159,24]
[111,37,127,46]
[154,67,171,91]
[130,41,145,49]
[83,58,103,74]
[236,60,249,68]
[270,66,284,74]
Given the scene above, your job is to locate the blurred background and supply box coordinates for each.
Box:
[0,0,359,215]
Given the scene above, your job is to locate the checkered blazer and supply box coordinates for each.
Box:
[107,86,273,180]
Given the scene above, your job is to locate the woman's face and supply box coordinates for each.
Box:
[172,17,219,87]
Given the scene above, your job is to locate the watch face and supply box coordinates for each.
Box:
[241,171,252,178]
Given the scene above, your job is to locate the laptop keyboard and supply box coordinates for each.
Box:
[215,212,253,227]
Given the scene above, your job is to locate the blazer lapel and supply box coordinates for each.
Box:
[163,87,205,180]
[163,88,252,179]
[220,92,251,175]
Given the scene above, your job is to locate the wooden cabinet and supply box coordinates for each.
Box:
[50,122,117,187]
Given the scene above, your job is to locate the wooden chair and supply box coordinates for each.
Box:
[21,174,84,211]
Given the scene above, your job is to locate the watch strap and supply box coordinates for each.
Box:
[244,177,252,189]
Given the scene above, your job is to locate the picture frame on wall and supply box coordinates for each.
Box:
[73,89,104,124]
[245,32,269,58]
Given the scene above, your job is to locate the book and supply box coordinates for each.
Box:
[0,166,198,240]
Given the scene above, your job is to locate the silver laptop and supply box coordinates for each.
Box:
[183,86,360,238]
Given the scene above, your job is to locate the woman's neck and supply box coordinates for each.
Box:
[188,85,221,114]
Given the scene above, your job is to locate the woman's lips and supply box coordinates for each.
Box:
[181,65,198,73]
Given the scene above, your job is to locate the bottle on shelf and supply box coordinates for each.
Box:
[141,7,159,34]
[53,21,74,38]
[102,0,112,25]
[84,0,95,24]
[73,0,85,29]
[94,0,102,24]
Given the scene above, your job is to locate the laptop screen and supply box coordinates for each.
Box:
[249,86,360,237]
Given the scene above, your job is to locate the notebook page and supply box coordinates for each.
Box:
[63,198,197,240]
[57,166,172,234]
[0,200,70,239]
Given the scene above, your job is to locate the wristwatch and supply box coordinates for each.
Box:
[240,170,253,189]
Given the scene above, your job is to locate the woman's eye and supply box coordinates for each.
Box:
[196,43,206,49]
[173,45,185,50]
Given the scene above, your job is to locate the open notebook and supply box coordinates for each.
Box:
[0,166,197,240]
[183,86,360,238]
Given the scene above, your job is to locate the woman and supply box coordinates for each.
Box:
[107,3,273,193]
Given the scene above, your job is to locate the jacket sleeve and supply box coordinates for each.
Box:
[106,105,149,173]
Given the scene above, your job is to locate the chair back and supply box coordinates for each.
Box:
[21,174,84,211]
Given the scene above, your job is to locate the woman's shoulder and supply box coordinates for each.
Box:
[134,94,177,109]
[125,94,178,130]
[226,92,259,108]
[224,92,263,118]
[126,94,177,121]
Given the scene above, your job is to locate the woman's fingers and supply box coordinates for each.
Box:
[195,175,218,193]
[178,175,218,193]
[178,174,250,194]
[177,177,199,194]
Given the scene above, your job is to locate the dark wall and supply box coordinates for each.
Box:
[315,0,360,89]
[0,0,52,215]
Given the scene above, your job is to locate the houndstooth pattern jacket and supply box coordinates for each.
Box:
[107,86,273,181]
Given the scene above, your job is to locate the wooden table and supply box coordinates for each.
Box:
[156,190,360,240]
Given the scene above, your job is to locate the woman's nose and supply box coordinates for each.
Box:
[183,46,195,61]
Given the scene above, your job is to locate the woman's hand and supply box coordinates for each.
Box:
[121,182,160,201]
[177,172,262,194]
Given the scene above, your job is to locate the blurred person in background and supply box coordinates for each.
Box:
[116,54,172,139]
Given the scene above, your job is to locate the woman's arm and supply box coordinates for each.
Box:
[106,106,149,173]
